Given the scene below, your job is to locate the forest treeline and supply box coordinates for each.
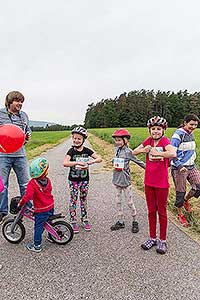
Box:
[84,90,200,128]
[31,124,80,131]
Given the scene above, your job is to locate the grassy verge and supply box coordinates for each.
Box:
[89,132,200,243]
[25,131,70,159]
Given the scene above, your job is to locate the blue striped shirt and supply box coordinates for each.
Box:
[0,107,31,157]
[171,128,196,169]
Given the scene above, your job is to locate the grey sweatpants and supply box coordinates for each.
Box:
[114,184,137,221]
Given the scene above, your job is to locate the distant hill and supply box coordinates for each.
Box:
[30,120,56,128]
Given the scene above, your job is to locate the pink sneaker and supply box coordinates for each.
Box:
[82,220,91,231]
[71,222,79,234]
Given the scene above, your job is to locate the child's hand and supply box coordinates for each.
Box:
[144,145,152,153]
[149,147,160,156]
[78,163,89,170]
[76,161,88,170]
[76,161,87,167]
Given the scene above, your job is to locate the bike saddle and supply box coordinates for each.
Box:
[48,213,64,221]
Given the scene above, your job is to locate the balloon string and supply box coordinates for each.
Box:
[0,144,6,152]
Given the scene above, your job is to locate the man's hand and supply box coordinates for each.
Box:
[25,132,31,141]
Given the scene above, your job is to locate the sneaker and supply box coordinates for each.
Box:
[178,214,189,227]
[156,240,167,254]
[110,221,125,231]
[0,213,7,225]
[141,239,157,250]
[71,222,79,234]
[132,221,139,233]
[82,220,91,231]
[183,200,192,213]
[26,243,42,253]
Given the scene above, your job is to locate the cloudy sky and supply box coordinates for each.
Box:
[0,0,200,124]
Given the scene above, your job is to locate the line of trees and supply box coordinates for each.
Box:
[84,90,200,128]
[31,124,81,131]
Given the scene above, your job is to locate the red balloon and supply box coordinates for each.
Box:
[0,124,25,153]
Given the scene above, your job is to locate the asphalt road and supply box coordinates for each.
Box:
[0,139,200,300]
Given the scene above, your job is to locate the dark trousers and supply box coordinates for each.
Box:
[34,209,54,246]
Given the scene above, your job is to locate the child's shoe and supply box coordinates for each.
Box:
[183,200,192,213]
[141,238,157,250]
[132,221,139,233]
[26,243,42,253]
[71,222,79,234]
[156,240,167,254]
[178,214,189,227]
[82,219,91,231]
[110,221,125,231]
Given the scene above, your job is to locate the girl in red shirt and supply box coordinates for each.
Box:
[133,116,176,254]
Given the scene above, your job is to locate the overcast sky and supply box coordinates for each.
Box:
[0,0,200,125]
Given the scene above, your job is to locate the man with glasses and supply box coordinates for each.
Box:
[0,91,31,223]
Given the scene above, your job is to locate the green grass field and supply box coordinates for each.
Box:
[89,127,200,168]
[25,131,70,159]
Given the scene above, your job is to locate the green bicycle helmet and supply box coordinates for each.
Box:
[30,157,49,179]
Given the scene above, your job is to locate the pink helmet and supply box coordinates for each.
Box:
[147,116,168,130]
[112,129,131,139]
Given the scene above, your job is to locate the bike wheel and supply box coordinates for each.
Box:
[48,220,74,245]
[2,219,26,244]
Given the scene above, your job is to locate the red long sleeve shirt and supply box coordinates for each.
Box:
[19,178,54,213]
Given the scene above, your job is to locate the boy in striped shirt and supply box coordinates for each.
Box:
[171,114,200,226]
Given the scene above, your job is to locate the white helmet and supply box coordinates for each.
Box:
[147,116,168,130]
[71,127,88,139]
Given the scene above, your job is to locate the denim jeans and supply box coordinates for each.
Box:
[0,156,29,214]
[34,209,54,246]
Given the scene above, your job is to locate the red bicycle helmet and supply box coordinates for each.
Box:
[112,129,131,139]
[147,116,168,130]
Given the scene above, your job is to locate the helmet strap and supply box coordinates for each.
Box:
[123,137,129,145]
[122,137,126,145]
